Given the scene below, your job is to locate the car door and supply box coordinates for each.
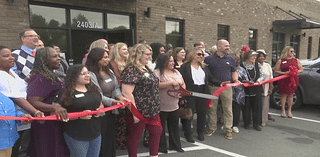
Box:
[300,63,320,104]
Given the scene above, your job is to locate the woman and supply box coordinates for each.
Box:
[154,53,185,153]
[0,92,32,157]
[54,65,103,157]
[86,48,126,157]
[179,47,220,142]
[121,44,162,157]
[274,46,303,118]
[0,45,44,157]
[149,43,165,70]
[256,49,273,126]
[109,42,130,150]
[27,47,70,157]
[229,53,248,133]
[240,50,264,131]
[82,40,109,65]
[172,47,186,69]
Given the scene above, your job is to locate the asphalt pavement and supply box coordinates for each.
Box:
[116,104,320,157]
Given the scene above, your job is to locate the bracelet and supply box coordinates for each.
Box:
[33,110,41,117]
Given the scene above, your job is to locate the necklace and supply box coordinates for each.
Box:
[243,62,256,83]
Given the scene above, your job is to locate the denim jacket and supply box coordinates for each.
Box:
[0,92,23,150]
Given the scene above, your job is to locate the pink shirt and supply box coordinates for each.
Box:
[154,69,183,112]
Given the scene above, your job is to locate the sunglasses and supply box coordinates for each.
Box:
[197,53,205,57]
[290,50,295,53]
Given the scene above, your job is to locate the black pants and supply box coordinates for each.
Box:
[232,101,242,127]
[11,129,30,157]
[99,112,116,157]
[159,109,182,151]
[242,95,262,127]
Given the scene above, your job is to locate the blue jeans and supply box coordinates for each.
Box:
[63,133,101,157]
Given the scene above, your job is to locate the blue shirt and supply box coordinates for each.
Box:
[204,53,236,82]
[0,92,23,150]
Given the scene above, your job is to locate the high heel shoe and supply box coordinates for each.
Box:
[281,111,286,118]
[287,112,293,118]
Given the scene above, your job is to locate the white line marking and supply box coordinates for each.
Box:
[117,136,247,157]
[269,112,320,124]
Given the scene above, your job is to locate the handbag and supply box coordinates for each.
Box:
[178,104,193,119]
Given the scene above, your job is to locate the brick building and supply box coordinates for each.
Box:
[1,0,320,65]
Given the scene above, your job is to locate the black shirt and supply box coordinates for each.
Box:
[204,53,236,82]
[54,89,102,141]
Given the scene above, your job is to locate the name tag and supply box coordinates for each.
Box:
[105,78,112,83]
[282,61,287,64]
[75,93,85,98]
[226,62,230,65]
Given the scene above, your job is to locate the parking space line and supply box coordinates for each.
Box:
[117,137,247,157]
[269,112,320,124]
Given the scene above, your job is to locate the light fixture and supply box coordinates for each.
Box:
[144,7,151,18]
[269,28,274,33]
[302,32,306,37]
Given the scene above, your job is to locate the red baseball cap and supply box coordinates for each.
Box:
[241,46,250,52]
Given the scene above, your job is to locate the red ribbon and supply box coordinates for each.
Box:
[0,102,161,126]
[205,74,292,107]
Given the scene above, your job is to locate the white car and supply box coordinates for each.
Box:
[300,57,320,67]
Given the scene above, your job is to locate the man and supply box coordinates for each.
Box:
[12,29,39,80]
[35,40,44,50]
[204,39,239,140]
[11,29,39,157]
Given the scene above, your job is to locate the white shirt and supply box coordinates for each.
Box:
[0,69,30,131]
[191,65,205,85]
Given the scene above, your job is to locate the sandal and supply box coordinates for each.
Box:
[280,112,287,118]
[268,114,275,122]
[287,112,293,118]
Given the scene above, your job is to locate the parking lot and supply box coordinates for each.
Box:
[116,104,320,157]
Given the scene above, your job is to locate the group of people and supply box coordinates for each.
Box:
[0,28,303,157]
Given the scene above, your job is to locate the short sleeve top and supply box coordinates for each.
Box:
[121,64,160,117]
[154,69,183,112]
[54,89,102,141]
[27,73,64,114]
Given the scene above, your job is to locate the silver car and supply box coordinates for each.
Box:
[271,61,320,109]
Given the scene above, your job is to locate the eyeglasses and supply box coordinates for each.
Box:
[143,52,152,56]
[197,53,205,57]
[80,71,90,75]
[24,35,40,39]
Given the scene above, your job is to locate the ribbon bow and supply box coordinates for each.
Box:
[288,65,298,89]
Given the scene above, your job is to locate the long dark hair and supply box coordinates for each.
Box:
[86,48,112,80]
[30,47,58,84]
[60,64,99,106]
[155,53,172,75]
[150,42,165,63]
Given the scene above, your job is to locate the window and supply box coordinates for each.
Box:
[308,37,312,59]
[29,5,66,27]
[70,9,103,29]
[290,35,300,58]
[107,14,130,30]
[217,25,229,41]
[249,29,257,50]
[272,33,285,66]
[166,18,184,48]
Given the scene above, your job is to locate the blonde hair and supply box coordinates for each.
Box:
[127,44,152,70]
[184,47,207,68]
[110,42,128,72]
[89,40,106,52]
[280,46,294,59]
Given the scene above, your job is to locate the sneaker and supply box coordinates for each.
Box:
[225,131,233,140]
[205,129,215,136]
[232,126,239,133]
[220,126,224,131]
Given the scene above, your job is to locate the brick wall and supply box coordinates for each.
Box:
[2,0,320,60]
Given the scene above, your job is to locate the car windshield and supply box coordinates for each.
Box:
[311,56,320,61]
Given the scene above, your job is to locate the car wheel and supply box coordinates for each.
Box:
[270,85,302,109]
